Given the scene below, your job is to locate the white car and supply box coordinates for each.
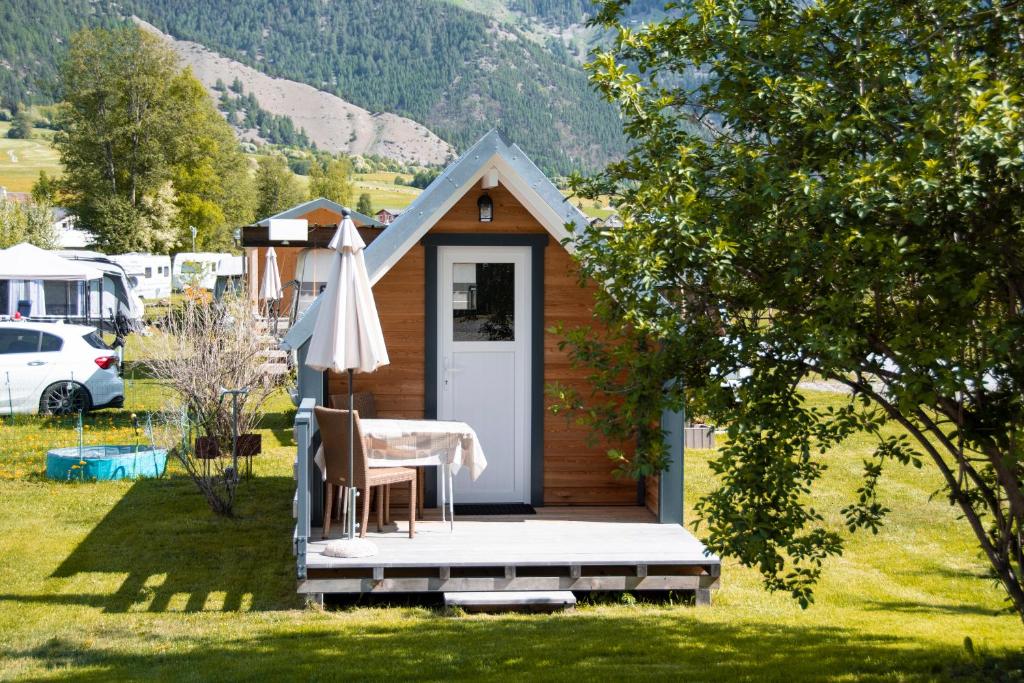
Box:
[0,321,124,415]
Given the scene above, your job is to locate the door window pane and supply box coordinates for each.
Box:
[452,262,514,341]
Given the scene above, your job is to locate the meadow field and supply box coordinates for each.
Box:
[0,343,1020,680]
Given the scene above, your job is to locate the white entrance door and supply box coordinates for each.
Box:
[438,246,530,504]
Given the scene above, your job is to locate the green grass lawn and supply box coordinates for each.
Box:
[1,359,1022,678]
[0,122,62,193]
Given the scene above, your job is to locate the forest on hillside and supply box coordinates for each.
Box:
[510,0,665,25]
[0,0,635,174]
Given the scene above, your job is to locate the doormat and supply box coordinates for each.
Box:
[453,503,537,516]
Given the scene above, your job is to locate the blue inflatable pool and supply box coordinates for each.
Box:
[46,445,168,481]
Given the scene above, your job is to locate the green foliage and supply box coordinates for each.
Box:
[570,0,1024,617]
[356,192,373,216]
[408,168,440,189]
[511,0,664,25]
[169,71,256,251]
[30,170,59,205]
[0,1,119,106]
[0,198,57,249]
[6,108,32,139]
[55,27,254,253]
[307,156,353,206]
[254,155,304,221]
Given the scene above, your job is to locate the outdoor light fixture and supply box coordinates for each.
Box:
[233,227,242,247]
[478,193,493,222]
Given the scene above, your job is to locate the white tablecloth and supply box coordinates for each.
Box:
[312,418,487,481]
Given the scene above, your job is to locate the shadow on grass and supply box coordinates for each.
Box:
[8,618,1024,681]
[865,600,1007,618]
[0,475,300,614]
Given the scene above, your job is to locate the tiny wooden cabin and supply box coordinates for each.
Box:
[283,130,683,522]
[241,199,384,321]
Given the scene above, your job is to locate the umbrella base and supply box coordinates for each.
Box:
[322,538,378,558]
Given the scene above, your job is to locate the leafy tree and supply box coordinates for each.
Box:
[288,157,311,176]
[307,156,353,206]
[168,70,255,250]
[0,199,58,249]
[7,107,32,139]
[55,27,183,252]
[55,27,253,253]
[254,155,304,220]
[356,192,373,217]
[567,0,1024,618]
[31,171,60,206]
[408,168,440,189]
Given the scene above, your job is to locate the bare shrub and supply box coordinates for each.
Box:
[142,294,290,515]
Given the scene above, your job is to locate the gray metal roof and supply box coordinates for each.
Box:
[257,197,383,228]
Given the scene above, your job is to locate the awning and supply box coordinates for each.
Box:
[0,243,103,281]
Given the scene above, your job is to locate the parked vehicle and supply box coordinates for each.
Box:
[55,251,146,334]
[0,321,124,415]
[172,253,241,291]
[109,254,172,300]
[213,255,245,301]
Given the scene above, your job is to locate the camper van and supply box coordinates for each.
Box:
[110,254,172,300]
[172,252,240,291]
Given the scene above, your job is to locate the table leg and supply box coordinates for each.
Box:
[440,466,447,524]
[447,464,454,533]
[417,469,424,520]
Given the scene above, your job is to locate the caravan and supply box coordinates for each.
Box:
[0,245,144,336]
[172,252,240,291]
[56,251,146,333]
[109,254,172,300]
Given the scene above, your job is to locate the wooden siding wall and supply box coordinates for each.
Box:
[327,185,637,506]
[645,474,659,516]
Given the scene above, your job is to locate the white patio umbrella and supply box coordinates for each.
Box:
[260,247,284,301]
[306,209,389,548]
[259,247,284,328]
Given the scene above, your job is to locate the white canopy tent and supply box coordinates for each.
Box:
[0,243,103,319]
[0,243,103,280]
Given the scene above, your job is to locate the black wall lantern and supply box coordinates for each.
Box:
[478,193,493,222]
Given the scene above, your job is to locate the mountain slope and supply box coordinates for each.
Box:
[120,0,627,174]
[135,20,454,165]
[0,0,629,174]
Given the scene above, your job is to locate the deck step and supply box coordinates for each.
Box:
[444,591,576,613]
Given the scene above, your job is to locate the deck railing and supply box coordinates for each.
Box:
[293,397,316,580]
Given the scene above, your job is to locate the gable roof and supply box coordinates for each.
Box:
[282,129,589,351]
[257,197,383,228]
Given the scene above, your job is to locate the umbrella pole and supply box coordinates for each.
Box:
[347,368,356,539]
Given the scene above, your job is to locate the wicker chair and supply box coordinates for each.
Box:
[314,406,416,539]
[329,391,423,520]
[329,391,377,418]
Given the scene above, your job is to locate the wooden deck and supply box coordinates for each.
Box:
[300,507,720,601]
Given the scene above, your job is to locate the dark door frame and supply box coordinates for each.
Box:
[421,233,548,507]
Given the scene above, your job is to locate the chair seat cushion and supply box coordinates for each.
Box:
[367,466,417,486]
